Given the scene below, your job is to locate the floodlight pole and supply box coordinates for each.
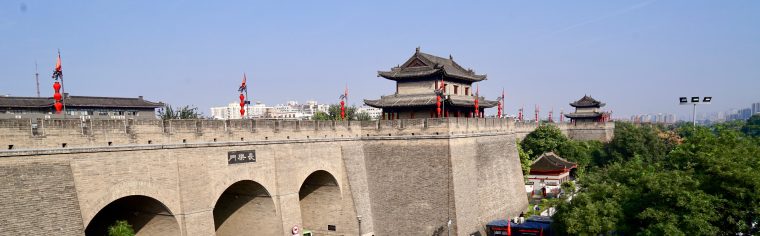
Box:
[692,103,697,127]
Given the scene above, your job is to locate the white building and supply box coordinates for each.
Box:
[210,102,269,120]
[356,106,382,120]
[210,100,331,120]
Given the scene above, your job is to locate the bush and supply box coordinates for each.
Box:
[108,220,135,236]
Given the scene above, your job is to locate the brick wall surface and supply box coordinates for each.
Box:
[0,157,84,236]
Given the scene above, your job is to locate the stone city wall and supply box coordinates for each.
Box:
[0,118,613,236]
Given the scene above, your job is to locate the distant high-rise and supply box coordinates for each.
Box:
[753,102,760,115]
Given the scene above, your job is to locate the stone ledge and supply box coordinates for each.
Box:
[0,131,515,157]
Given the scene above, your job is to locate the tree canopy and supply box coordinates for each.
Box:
[312,104,370,121]
[158,105,203,120]
[550,122,760,235]
[520,125,568,159]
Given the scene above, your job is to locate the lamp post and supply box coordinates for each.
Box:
[447,219,452,236]
[679,96,712,126]
[357,215,362,236]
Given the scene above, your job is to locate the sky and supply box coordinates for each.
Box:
[1,1,759,119]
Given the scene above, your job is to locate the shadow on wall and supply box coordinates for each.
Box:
[213,180,280,236]
[84,195,179,236]
[299,170,345,234]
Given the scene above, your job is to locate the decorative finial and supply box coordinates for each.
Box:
[415,46,420,53]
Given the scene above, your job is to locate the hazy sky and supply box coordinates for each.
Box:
[1,1,759,118]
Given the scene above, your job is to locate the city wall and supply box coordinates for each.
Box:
[0,118,613,236]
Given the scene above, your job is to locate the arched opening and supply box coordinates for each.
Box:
[299,170,344,234]
[213,180,280,236]
[85,195,179,236]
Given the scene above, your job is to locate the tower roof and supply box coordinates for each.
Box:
[377,48,487,82]
[569,95,605,108]
[363,93,498,109]
[0,95,163,109]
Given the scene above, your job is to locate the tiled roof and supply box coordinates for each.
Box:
[530,152,576,172]
[564,111,604,119]
[364,94,497,108]
[0,95,163,108]
[569,95,605,108]
[378,49,487,82]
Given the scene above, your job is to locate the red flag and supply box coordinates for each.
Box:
[238,73,248,93]
[52,51,63,80]
[344,84,349,101]
[55,53,61,72]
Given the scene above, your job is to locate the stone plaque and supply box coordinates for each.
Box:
[228,150,256,164]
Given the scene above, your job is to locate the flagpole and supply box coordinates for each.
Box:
[58,49,67,119]
[245,73,249,119]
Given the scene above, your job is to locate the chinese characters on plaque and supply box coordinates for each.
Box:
[227,150,256,164]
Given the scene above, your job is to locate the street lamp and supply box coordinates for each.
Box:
[679,96,712,126]
[357,215,362,236]
[447,219,452,236]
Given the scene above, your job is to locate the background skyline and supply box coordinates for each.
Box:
[1,1,759,118]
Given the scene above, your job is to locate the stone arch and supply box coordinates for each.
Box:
[82,181,180,228]
[213,180,281,236]
[84,195,179,236]
[299,170,349,234]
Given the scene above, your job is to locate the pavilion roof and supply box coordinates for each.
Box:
[363,93,497,108]
[378,48,487,82]
[530,152,576,172]
[564,111,605,119]
[570,95,605,108]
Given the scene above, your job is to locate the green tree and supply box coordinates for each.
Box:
[554,124,760,235]
[742,114,760,137]
[108,220,135,236]
[158,105,202,120]
[555,140,604,178]
[311,111,331,121]
[516,141,532,177]
[356,111,371,121]
[601,122,674,166]
[667,127,760,235]
[520,125,568,159]
[311,104,359,121]
[553,157,719,236]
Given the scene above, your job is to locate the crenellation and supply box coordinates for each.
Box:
[0,118,613,151]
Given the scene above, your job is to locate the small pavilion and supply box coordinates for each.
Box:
[564,95,610,123]
[527,152,576,197]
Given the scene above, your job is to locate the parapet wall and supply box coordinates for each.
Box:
[0,118,613,151]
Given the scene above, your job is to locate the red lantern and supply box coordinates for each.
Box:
[239,93,245,117]
[54,101,63,113]
[436,95,441,117]
[53,82,63,113]
[340,100,345,120]
[497,101,502,118]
